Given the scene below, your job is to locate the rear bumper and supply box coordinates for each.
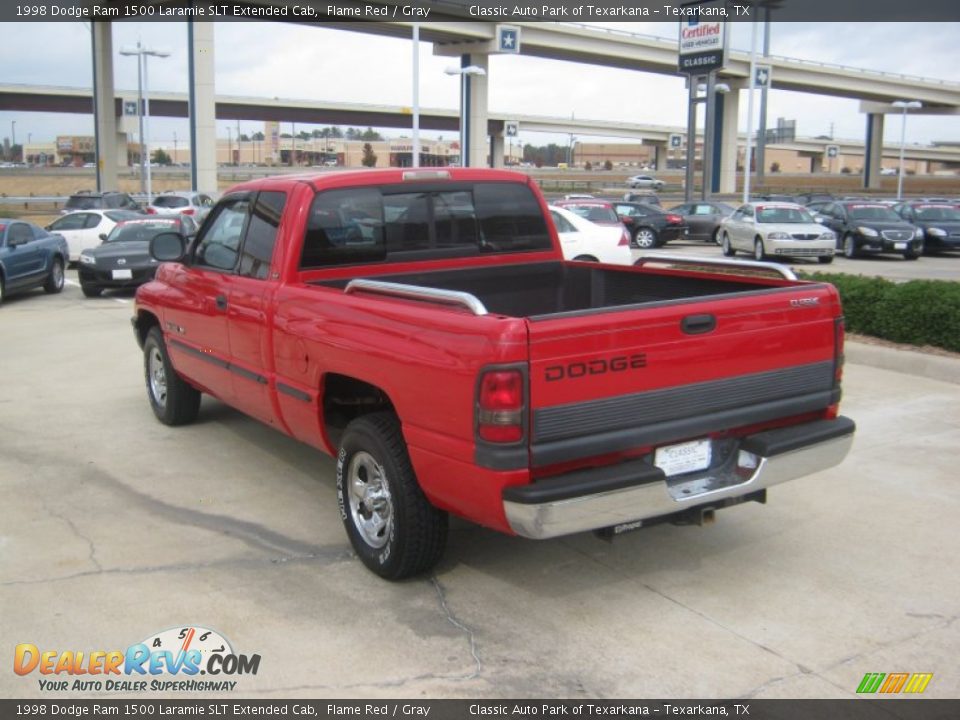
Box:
[503,416,855,539]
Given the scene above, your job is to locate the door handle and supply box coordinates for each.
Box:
[681,314,716,335]
[215,294,228,311]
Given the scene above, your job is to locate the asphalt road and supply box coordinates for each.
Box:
[1,271,958,700]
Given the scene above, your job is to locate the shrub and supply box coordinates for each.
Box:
[770,161,781,173]
[800,272,960,353]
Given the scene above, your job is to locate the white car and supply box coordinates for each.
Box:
[719,202,836,264]
[147,191,217,223]
[626,174,665,190]
[45,209,143,263]
[548,205,633,266]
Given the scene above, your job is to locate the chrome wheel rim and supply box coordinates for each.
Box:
[148,347,167,409]
[635,230,655,248]
[844,236,855,258]
[52,262,63,289]
[754,241,763,260]
[347,451,393,549]
[722,234,731,254]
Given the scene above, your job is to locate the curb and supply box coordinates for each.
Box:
[846,340,960,385]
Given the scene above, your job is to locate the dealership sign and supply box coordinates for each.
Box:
[678,20,729,74]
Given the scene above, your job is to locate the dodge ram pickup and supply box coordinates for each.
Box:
[133,168,855,579]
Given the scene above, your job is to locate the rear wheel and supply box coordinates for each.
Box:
[143,327,201,426]
[81,284,102,298]
[633,227,658,249]
[337,412,448,580]
[43,258,64,294]
[818,255,835,264]
[754,238,766,261]
[713,228,722,245]
[721,232,735,257]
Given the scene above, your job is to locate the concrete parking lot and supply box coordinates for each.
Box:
[1,271,958,700]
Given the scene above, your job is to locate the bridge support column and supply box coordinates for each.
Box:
[716,88,740,194]
[462,54,489,168]
[652,142,668,172]
[863,113,884,190]
[91,22,118,192]
[188,21,216,192]
[491,133,505,168]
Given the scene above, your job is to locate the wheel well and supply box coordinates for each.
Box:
[572,254,599,262]
[134,310,160,348]
[322,374,396,450]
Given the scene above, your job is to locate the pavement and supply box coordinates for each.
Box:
[1,274,958,701]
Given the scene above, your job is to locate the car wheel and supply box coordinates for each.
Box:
[713,228,722,245]
[81,284,103,298]
[572,255,599,262]
[0,273,5,306]
[843,234,858,259]
[721,232,735,257]
[633,227,658,249]
[143,326,201,426]
[754,238,766,261]
[818,255,835,264]
[904,240,923,260]
[43,258,64,294]
[337,412,448,580]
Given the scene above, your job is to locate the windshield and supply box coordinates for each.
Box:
[65,196,101,210]
[106,221,179,243]
[756,206,815,224]
[565,205,620,224]
[153,196,190,209]
[914,206,960,221]
[848,205,901,221]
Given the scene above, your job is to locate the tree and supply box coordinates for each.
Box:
[361,143,377,168]
[361,127,383,141]
[251,131,265,141]
[152,148,172,166]
[770,161,781,173]
[239,133,250,142]
[345,128,362,141]
[297,131,311,141]
[603,160,613,171]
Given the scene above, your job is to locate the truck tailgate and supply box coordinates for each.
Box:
[526,284,841,468]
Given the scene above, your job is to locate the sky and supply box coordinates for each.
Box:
[1,20,958,151]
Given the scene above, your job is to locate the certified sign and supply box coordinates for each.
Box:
[678,20,728,74]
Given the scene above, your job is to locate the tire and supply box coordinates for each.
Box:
[843,234,859,259]
[713,228,722,245]
[633,227,658,249]
[337,412,448,580]
[754,238,766,261]
[143,326,201,426]
[43,258,64,294]
[904,240,923,260]
[721,232,735,257]
[81,284,103,298]
[818,255,835,264]
[0,273,4,306]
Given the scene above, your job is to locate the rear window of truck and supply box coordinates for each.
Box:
[300,182,552,268]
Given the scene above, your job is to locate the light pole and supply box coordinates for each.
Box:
[10,121,15,161]
[173,131,177,165]
[120,43,170,204]
[893,100,922,200]
[444,65,486,167]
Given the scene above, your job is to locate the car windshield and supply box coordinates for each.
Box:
[106,220,179,243]
[756,206,815,224]
[914,206,960,221]
[848,205,901,221]
[566,205,620,224]
[153,196,190,209]
[65,196,101,210]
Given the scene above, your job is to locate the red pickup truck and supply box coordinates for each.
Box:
[133,168,855,579]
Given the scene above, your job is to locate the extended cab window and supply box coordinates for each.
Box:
[300,182,551,268]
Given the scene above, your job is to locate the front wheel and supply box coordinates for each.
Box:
[818,255,835,264]
[754,238,766,261]
[713,228,722,245]
[904,240,923,260]
[337,412,448,580]
[843,234,859,259]
[44,258,64,294]
[143,327,201,426]
[721,232,735,257]
[81,284,103,298]
[633,227,658,249]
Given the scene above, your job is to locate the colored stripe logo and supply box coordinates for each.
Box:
[857,672,933,694]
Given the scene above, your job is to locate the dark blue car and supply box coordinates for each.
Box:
[0,219,69,305]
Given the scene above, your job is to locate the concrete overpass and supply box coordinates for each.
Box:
[77,13,960,194]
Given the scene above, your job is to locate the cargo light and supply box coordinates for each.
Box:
[402,170,451,181]
[477,369,524,443]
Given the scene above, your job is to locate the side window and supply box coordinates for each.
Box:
[51,214,87,231]
[194,199,250,271]
[10,223,34,244]
[302,188,385,267]
[84,213,102,229]
[550,211,577,234]
[239,191,287,280]
[742,206,755,219]
[694,204,714,215]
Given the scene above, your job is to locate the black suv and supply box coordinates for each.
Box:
[816,201,923,260]
[61,190,142,215]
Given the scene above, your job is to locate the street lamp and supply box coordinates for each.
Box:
[444,65,486,167]
[120,43,170,204]
[893,100,922,200]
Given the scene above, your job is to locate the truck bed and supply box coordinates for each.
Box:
[315,260,792,319]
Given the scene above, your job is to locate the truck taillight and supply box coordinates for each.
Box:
[619,228,630,246]
[834,317,845,385]
[477,369,525,443]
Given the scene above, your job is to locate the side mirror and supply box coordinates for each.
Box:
[99,233,108,242]
[149,232,187,263]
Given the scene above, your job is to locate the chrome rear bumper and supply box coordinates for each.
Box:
[503,417,855,540]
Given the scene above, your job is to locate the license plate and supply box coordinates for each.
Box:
[894,242,907,250]
[112,269,133,280]
[655,439,712,477]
